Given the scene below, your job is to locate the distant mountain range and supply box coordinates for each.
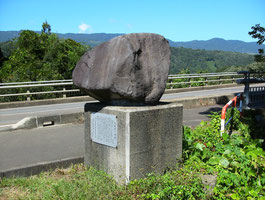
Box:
[0,31,264,54]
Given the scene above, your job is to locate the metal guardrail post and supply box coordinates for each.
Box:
[237,71,250,109]
[63,87,66,98]
[169,79,173,89]
[26,90,31,101]
[244,72,250,108]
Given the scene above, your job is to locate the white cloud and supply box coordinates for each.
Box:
[78,23,92,33]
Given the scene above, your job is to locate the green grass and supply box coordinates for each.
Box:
[0,166,121,199]
[0,165,206,200]
[1,109,264,200]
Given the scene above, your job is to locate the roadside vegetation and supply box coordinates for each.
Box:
[1,109,264,199]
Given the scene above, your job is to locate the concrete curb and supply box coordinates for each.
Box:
[0,156,84,178]
[162,94,235,108]
[0,117,37,132]
[0,112,84,132]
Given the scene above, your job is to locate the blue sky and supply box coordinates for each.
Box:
[0,0,264,42]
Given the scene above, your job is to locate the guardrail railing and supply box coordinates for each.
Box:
[167,72,242,88]
[0,80,81,102]
[0,72,243,102]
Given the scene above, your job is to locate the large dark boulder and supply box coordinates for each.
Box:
[72,33,171,105]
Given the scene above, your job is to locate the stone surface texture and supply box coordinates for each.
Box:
[72,33,171,104]
[84,102,183,184]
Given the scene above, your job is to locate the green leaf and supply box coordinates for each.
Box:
[230,161,240,168]
[223,149,231,155]
[208,156,220,165]
[246,150,258,160]
[219,158,229,168]
[206,142,213,148]
[248,170,256,177]
[195,143,204,151]
[231,193,240,199]
[222,133,229,141]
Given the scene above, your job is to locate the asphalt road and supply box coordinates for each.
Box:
[183,104,223,127]
[0,85,246,126]
[0,124,84,172]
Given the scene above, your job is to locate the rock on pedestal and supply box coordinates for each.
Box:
[73,33,171,104]
[84,102,183,184]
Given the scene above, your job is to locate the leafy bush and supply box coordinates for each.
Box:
[183,110,265,199]
[126,168,206,200]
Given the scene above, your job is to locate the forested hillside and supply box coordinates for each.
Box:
[1,31,264,54]
[0,26,256,82]
[170,47,254,73]
[168,38,263,54]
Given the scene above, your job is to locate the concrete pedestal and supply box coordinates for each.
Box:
[84,102,183,184]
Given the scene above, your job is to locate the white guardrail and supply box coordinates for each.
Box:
[0,72,243,102]
[167,72,241,88]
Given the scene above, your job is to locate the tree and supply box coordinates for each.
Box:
[248,24,265,63]
[0,40,17,58]
[42,21,51,35]
[0,22,88,82]
[0,47,5,71]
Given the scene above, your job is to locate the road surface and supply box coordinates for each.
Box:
[0,85,246,126]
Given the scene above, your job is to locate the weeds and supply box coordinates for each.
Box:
[183,109,265,199]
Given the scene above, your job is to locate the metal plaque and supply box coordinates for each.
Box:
[90,113,117,148]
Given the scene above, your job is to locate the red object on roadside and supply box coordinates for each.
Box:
[220,94,243,135]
